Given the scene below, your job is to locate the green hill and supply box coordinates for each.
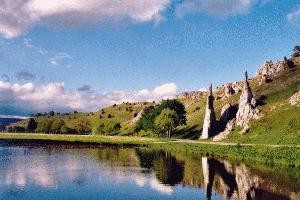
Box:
[7,57,300,145]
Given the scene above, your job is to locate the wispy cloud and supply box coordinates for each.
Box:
[0,81,178,113]
[287,7,300,25]
[23,38,34,48]
[49,52,71,66]
[176,0,263,17]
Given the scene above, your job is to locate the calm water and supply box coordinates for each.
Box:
[0,143,299,200]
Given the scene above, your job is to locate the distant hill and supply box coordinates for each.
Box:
[0,117,24,131]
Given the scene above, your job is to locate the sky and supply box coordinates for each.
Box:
[0,0,300,116]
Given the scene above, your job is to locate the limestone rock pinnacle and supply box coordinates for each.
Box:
[200,84,217,139]
[236,71,260,129]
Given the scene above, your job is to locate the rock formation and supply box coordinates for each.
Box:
[200,84,217,139]
[176,91,208,100]
[236,71,260,129]
[290,91,300,106]
[256,60,289,85]
[224,84,235,98]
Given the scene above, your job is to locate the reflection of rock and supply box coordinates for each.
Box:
[236,72,260,129]
[201,84,217,139]
[290,91,300,106]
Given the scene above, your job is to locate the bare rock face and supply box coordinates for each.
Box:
[256,60,288,85]
[200,84,217,139]
[224,84,235,98]
[220,103,238,125]
[176,91,208,100]
[236,72,260,129]
[213,119,236,141]
[290,91,300,106]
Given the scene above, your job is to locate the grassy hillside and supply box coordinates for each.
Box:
[8,61,300,145]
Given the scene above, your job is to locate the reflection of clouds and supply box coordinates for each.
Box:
[0,147,176,197]
[133,175,146,187]
[150,176,173,195]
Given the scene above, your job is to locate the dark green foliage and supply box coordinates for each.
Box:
[48,111,55,116]
[135,99,186,133]
[27,118,37,132]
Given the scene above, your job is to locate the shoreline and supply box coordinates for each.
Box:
[0,133,299,168]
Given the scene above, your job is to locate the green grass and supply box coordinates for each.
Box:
[1,133,299,167]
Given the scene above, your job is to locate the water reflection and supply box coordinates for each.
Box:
[0,144,299,200]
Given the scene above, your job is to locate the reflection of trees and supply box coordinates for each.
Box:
[92,147,140,167]
[152,152,184,186]
[136,149,184,186]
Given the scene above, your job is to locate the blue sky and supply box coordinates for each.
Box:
[0,0,299,115]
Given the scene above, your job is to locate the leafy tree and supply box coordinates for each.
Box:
[48,111,55,116]
[155,108,178,138]
[135,99,186,134]
[105,121,121,135]
[27,118,37,132]
[292,46,300,57]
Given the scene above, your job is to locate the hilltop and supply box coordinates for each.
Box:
[7,53,300,145]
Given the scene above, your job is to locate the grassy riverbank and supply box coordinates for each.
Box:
[0,133,299,168]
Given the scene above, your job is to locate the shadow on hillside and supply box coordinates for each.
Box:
[172,125,201,140]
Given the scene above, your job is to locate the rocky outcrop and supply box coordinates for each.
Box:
[236,72,260,129]
[256,60,289,85]
[290,91,300,106]
[200,84,217,139]
[224,84,235,98]
[176,91,208,100]
[220,103,238,125]
[213,119,236,141]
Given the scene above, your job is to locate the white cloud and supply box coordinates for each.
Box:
[176,0,259,17]
[0,0,171,38]
[287,7,300,24]
[0,81,178,113]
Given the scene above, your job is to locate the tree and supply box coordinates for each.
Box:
[155,108,178,138]
[105,121,121,135]
[292,46,300,57]
[48,111,55,116]
[27,118,37,132]
[135,99,186,134]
